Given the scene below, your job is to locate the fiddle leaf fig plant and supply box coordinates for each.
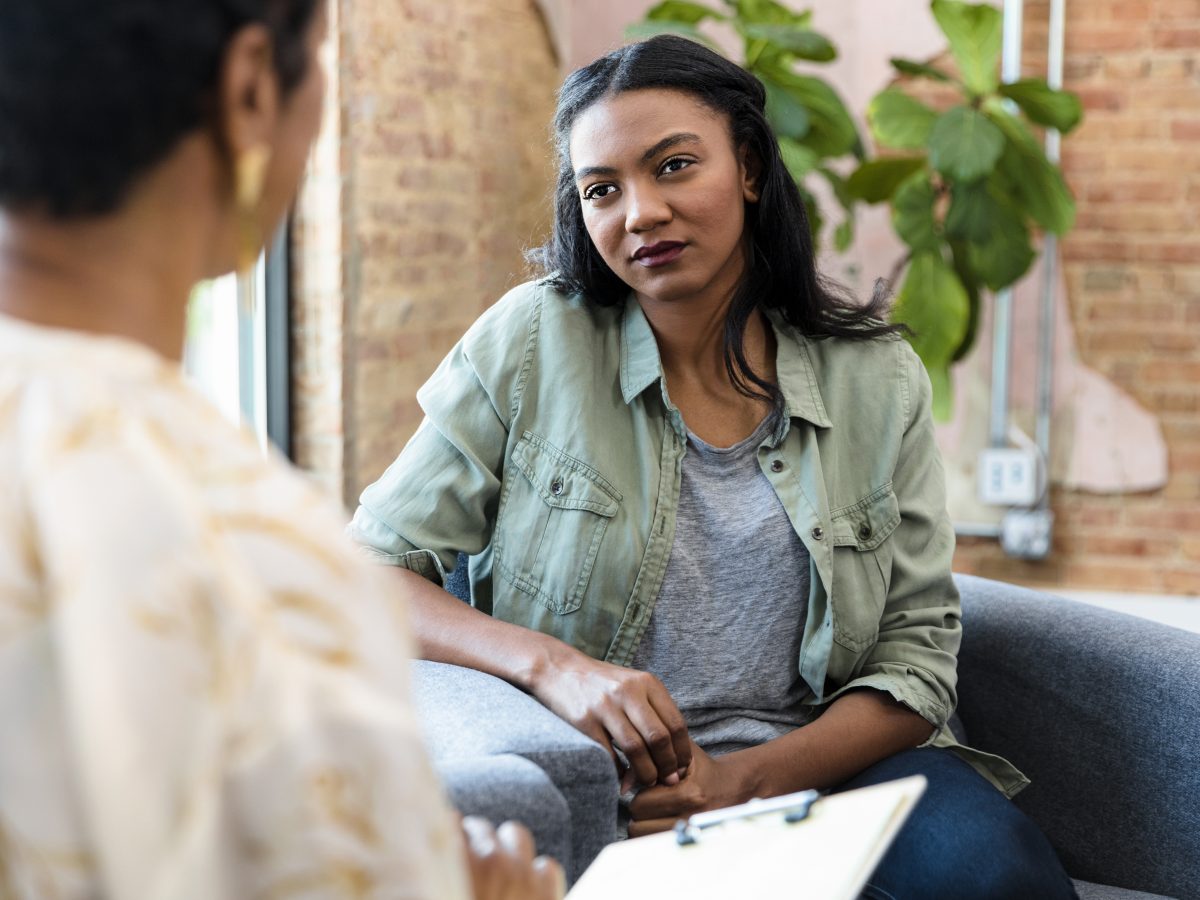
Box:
[846,0,1083,418]
[628,0,863,249]
[844,0,1089,415]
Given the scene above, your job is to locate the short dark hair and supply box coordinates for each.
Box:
[0,0,320,219]
[530,35,898,406]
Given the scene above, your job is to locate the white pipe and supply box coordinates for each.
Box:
[990,0,1025,449]
[1035,0,1065,498]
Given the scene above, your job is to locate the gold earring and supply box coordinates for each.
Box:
[235,145,271,274]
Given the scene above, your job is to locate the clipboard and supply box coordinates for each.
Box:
[567,775,927,900]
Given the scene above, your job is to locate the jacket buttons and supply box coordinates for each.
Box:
[811,526,825,541]
[858,523,872,540]
[551,478,564,496]
[770,459,785,473]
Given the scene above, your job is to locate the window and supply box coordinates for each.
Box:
[183,226,290,456]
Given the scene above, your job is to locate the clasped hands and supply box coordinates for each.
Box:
[530,647,757,837]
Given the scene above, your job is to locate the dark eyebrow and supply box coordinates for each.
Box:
[573,132,704,183]
[641,132,703,163]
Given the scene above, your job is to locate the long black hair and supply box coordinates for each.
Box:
[530,35,899,407]
[0,0,320,219]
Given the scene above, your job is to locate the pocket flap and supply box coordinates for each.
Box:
[511,432,621,517]
[831,485,900,550]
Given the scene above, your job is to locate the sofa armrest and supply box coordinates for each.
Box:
[954,574,1200,898]
[411,660,618,881]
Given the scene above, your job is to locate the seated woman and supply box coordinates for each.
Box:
[350,35,1077,899]
[0,1,561,898]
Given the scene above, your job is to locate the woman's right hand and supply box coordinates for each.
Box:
[463,817,564,900]
[530,645,692,790]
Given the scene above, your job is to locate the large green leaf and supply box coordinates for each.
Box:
[931,0,1002,96]
[892,172,940,252]
[948,239,982,363]
[834,217,854,253]
[646,0,726,23]
[817,166,854,212]
[987,106,1076,233]
[928,106,1005,182]
[761,75,811,139]
[845,156,927,203]
[893,251,971,420]
[963,201,1036,290]
[740,23,837,61]
[944,180,1002,243]
[734,0,812,27]
[760,67,861,158]
[778,137,819,181]
[624,20,720,48]
[868,89,939,151]
[997,79,1083,133]
[890,57,955,83]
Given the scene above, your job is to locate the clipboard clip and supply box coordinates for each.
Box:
[674,789,821,846]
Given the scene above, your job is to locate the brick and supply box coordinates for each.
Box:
[1153,26,1200,48]
[1068,27,1150,52]
[1153,0,1200,17]
[1126,508,1200,531]
[1140,361,1200,383]
[1162,568,1200,595]
[1171,119,1200,140]
[1099,56,1150,80]
[1136,241,1200,263]
[1083,177,1181,203]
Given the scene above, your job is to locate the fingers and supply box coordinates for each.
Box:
[628,781,686,821]
[533,855,567,900]
[603,708,659,787]
[495,820,534,860]
[647,688,692,779]
[463,818,565,900]
[624,697,680,785]
[628,817,680,838]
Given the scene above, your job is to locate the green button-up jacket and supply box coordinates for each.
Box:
[349,280,1029,799]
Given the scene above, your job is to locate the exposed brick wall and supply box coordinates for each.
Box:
[340,0,558,503]
[291,0,346,500]
[291,0,558,506]
[953,0,1200,595]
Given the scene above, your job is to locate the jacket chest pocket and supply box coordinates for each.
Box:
[830,485,900,652]
[494,432,622,614]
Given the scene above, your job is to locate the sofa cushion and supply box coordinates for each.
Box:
[412,660,618,882]
[956,574,1200,899]
[435,754,573,878]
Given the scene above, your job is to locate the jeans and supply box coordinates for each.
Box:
[831,748,1079,900]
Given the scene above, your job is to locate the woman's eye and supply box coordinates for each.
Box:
[583,184,616,201]
[660,157,693,175]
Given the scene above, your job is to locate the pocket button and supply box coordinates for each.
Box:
[858,523,872,540]
[551,477,565,496]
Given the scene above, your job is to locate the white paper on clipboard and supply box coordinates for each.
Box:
[567,775,927,900]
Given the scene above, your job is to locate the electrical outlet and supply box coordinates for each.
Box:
[978,448,1040,506]
[1001,508,1054,560]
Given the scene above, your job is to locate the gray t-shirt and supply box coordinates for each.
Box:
[630,415,813,757]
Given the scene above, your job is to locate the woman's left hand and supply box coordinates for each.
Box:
[627,740,756,837]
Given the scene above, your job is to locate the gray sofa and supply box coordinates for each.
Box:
[414,570,1199,899]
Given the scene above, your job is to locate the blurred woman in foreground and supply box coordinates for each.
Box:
[0,2,560,897]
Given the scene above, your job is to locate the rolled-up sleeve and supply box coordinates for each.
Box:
[347,284,541,586]
[828,344,961,734]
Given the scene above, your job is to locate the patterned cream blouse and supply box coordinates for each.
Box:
[0,314,470,899]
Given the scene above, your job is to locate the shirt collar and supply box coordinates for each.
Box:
[618,296,833,429]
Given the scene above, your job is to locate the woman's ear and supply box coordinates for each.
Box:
[739,143,762,204]
[214,24,280,178]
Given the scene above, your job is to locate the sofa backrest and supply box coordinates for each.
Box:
[955,574,1200,898]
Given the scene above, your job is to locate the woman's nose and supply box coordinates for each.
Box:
[624,185,672,234]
